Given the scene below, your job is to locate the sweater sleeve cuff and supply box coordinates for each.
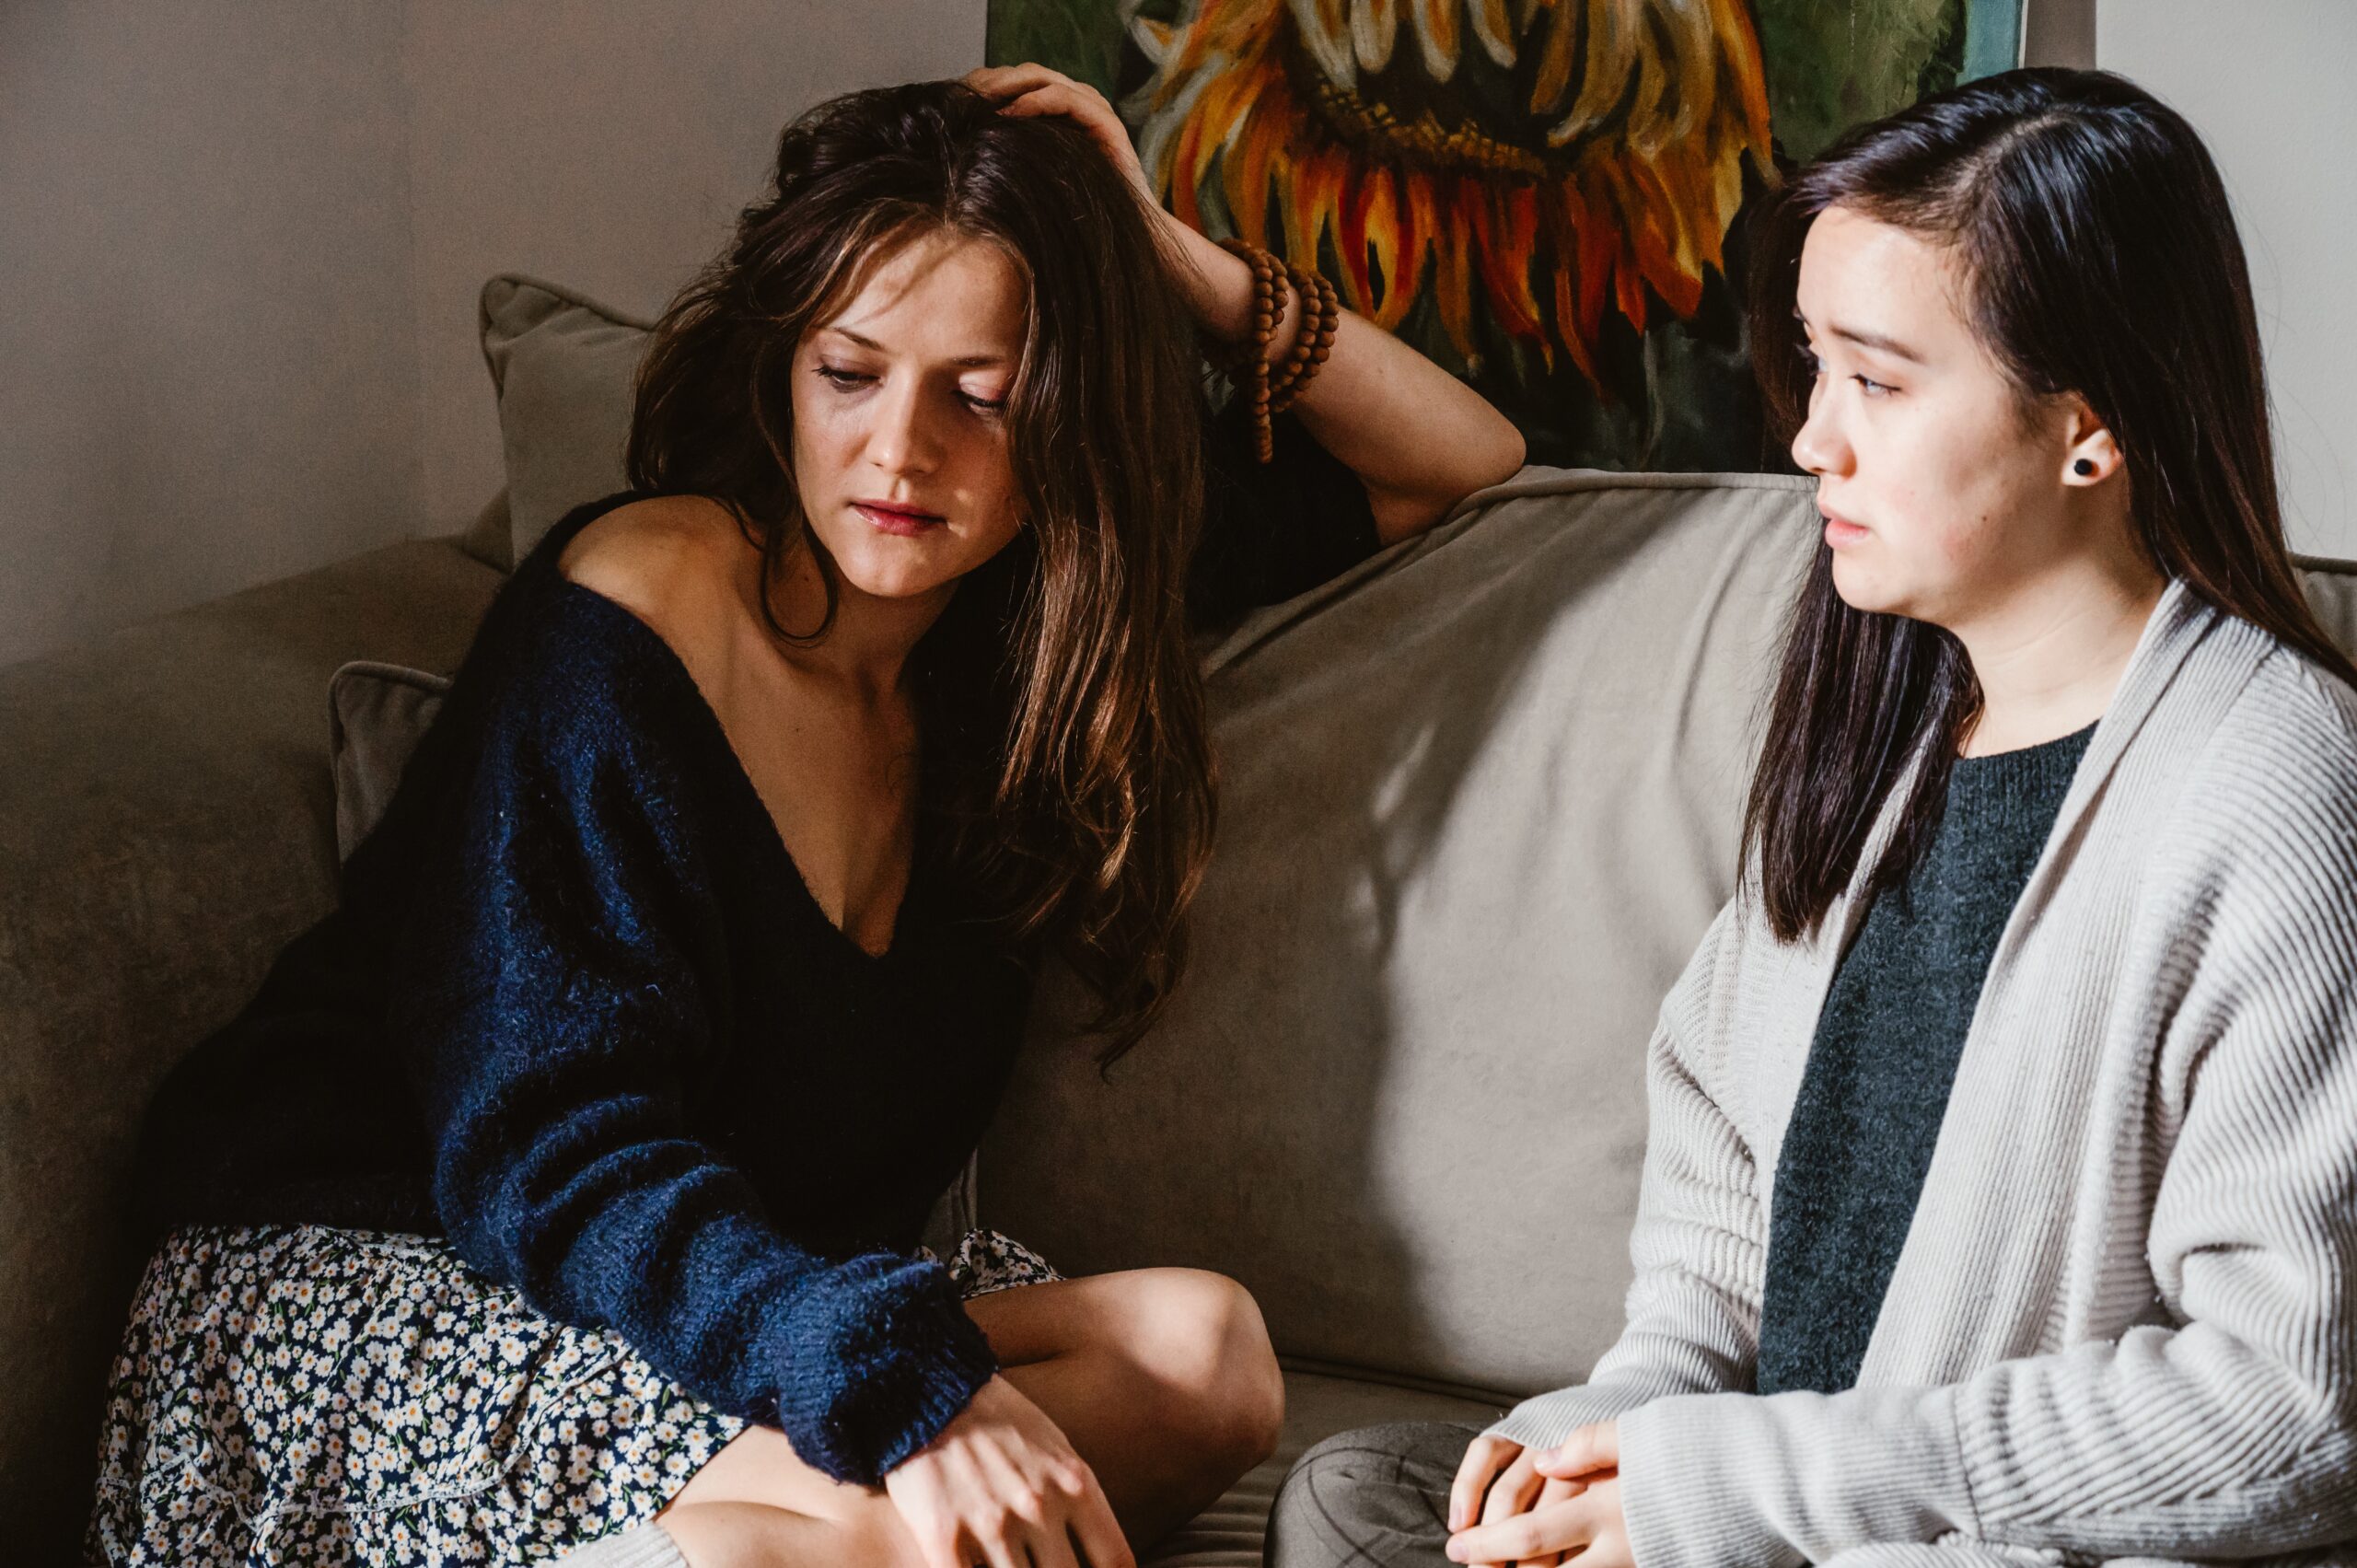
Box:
[1615,1387,1980,1568]
[1483,1381,1675,1450]
[772,1251,1001,1487]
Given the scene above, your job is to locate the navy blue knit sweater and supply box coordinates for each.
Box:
[134,406,1376,1487]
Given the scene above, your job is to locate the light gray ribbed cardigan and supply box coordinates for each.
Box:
[1486,579,2357,1568]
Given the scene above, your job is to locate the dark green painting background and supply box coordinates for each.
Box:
[985,0,2025,472]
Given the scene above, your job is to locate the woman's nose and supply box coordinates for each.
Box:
[865,377,944,476]
[1789,389,1849,479]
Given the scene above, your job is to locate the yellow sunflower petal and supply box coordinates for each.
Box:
[1290,0,1358,87]
[1351,0,1399,71]
[1408,0,1464,83]
[1469,0,1515,68]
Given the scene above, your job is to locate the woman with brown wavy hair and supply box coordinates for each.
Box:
[91,69,1523,1568]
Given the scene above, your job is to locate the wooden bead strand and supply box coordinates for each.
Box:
[1216,238,1287,462]
[1268,263,1339,414]
[1213,239,1341,460]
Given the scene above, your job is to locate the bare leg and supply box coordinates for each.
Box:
[656,1495,914,1568]
[656,1267,1283,1568]
[975,1266,1287,1541]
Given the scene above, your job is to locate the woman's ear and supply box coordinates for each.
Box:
[2062,397,2124,486]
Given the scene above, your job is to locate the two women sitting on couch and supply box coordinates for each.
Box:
[92,55,2357,1568]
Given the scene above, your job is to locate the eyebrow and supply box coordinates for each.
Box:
[822,325,1010,368]
[1794,308,1925,365]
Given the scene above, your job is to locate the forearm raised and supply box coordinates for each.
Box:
[1157,214,1525,541]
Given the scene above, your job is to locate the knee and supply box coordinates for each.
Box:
[1129,1268,1286,1478]
[1267,1422,1472,1568]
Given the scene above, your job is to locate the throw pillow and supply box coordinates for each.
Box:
[478,273,656,566]
[328,660,449,863]
[456,488,515,573]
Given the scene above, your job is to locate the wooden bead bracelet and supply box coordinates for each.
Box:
[1215,238,1340,462]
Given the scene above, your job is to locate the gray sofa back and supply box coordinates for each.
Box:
[981,470,2357,1398]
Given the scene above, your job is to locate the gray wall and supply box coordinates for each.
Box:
[401,2,988,546]
[2097,0,2356,560]
[0,1,985,668]
[0,6,421,669]
[1,1,2348,668]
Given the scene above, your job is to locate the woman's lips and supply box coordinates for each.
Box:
[1821,508,1870,547]
[853,501,946,537]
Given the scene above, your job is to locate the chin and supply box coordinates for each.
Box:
[803,527,956,601]
[833,555,963,601]
[1828,555,1909,618]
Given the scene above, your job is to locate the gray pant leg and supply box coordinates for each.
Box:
[1265,1420,1481,1568]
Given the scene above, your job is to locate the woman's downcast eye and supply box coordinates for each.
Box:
[813,363,1006,415]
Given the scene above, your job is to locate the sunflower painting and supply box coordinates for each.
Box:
[986,0,2026,470]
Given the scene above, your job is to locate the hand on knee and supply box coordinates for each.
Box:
[885,1376,1136,1568]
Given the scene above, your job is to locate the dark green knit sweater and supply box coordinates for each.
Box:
[1755,719,2096,1396]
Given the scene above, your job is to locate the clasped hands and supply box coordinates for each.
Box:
[1446,1421,1632,1568]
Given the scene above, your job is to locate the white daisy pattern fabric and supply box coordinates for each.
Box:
[86,1224,1060,1565]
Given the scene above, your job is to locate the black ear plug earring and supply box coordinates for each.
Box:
[2073,459,2096,476]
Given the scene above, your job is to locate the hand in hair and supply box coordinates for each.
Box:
[964,64,1153,203]
[966,63,1526,544]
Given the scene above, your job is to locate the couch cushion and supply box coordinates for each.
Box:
[0,537,501,1564]
[981,470,1824,1396]
[479,274,652,565]
[2298,553,2357,657]
[983,474,2357,1403]
[1144,1365,1505,1568]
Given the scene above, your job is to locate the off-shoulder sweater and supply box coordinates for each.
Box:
[134,408,1377,1489]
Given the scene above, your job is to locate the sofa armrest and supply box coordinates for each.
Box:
[0,534,500,1562]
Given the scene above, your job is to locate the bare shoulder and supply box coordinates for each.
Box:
[556,494,749,656]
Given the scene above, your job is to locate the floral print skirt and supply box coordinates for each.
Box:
[85,1223,1061,1566]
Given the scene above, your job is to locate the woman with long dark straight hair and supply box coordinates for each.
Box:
[1270,67,2357,1568]
[89,70,1525,1568]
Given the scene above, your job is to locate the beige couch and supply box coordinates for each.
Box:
[8,429,2355,1563]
